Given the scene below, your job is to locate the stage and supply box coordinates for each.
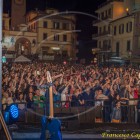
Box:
[1,123,140,140]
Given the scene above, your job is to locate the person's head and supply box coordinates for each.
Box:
[107,83,111,89]
[29,87,34,93]
[113,84,117,90]
[19,93,24,100]
[74,89,79,96]
[116,101,121,108]
[4,92,9,99]
[29,92,33,99]
[35,89,40,96]
[98,89,103,95]
[115,94,120,100]
[130,86,134,93]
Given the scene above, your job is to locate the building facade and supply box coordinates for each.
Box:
[2,0,77,61]
[111,15,134,58]
[93,0,140,63]
[26,9,76,61]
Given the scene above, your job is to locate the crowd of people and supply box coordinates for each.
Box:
[2,62,140,123]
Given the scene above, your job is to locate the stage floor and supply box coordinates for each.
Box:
[1,123,140,140]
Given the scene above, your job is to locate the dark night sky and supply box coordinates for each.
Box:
[3,0,106,62]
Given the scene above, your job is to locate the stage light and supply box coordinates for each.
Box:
[10,104,19,119]
[4,104,19,124]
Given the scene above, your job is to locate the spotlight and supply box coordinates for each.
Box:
[4,104,19,124]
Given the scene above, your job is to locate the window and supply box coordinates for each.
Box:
[62,23,69,30]
[126,22,132,33]
[105,10,108,18]
[72,25,75,30]
[114,26,117,35]
[104,41,107,50]
[103,26,106,33]
[2,20,5,29]
[34,23,36,29]
[119,24,124,34]
[101,12,104,20]
[54,34,59,41]
[99,41,101,48]
[43,33,47,40]
[99,27,102,34]
[127,40,131,51]
[63,35,67,42]
[31,24,34,30]
[116,42,120,57]
[108,26,110,33]
[43,21,48,28]
[53,22,60,29]
[98,14,100,19]
[108,9,111,17]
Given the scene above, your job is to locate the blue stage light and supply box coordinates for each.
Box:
[4,104,19,124]
[10,104,19,119]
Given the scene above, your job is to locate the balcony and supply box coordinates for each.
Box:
[92,31,112,39]
[93,15,112,25]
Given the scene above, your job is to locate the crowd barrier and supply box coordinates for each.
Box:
[2,99,140,125]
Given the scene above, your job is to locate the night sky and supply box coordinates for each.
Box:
[3,0,106,62]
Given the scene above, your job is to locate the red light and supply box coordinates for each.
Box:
[63,61,67,65]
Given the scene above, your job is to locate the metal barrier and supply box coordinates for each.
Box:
[2,99,140,124]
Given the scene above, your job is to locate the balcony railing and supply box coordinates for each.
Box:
[93,15,112,25]
[92,31,112,38]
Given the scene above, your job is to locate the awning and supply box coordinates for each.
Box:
[14,55,31,62]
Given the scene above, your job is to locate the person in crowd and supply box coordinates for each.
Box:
[71,89,84,107]
[94,88,108,122]
[128,86,135,123]
[26,92,34,108]
[119,85,129,122]
[2,92,13,110]
[111,101,121,123]
[16,93,26,110]
[53,86,61,108]
[33,89,45,108]
[82,85,94,106]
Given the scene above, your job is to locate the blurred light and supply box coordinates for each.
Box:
[126,8,129,12]
[63,61,67,65]
[4,104,19,124]
[2,56,6,63]
[52,47,60,50]
[10,104,19,119]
